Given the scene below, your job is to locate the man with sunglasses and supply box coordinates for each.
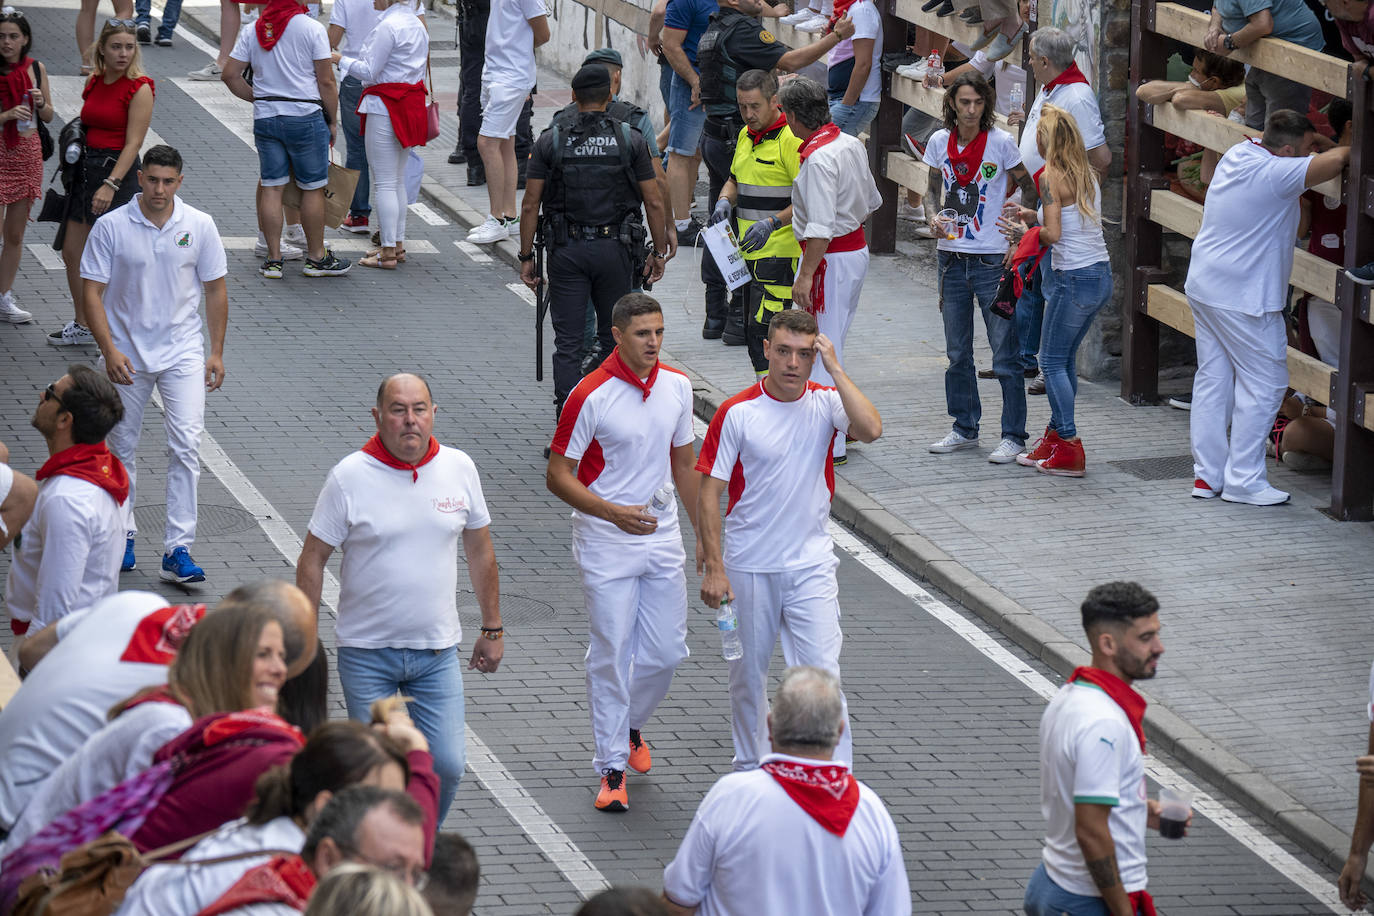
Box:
[5,366,128,639]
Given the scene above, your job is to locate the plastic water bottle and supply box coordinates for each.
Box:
[15,92,32,133]
[923,49,944,89]
[64,140,82,164]
[1008,82,1025,120]
[649,485,675,517]
[717,602,743,660]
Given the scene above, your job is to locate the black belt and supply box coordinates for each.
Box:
[567,223,619,240]
[703,117,743,140]
[945,249,1001,260]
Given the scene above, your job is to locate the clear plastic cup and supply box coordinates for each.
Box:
[1158,786,1192,839]
[937,208,959,240]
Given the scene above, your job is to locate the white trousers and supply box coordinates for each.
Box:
[726,557,852,770]
[103,357,205,552]
[364,111,409,248]
[1188,299,1288,498]
[809,247,868,458]
[573,531,690,775]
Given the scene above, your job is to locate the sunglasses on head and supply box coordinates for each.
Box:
[106,17,137,27]
[42,383,69,411]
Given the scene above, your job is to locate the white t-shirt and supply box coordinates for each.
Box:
[828,0,882,103]
[1039,681,1149,897]
[662,753,911,916]
[1185,140,1311,316]
[307,446,492,650]
[1020,80,1106,177]
[338,3,428,116]
[923,127,1022,254]
[80,196,227,373]
[696,381,848,572]
[792,131,883,241]
[330,0,423,58]
[4,475,124,629]
[482,0,546,90]
[550,360,695,543]
[230,15,332,119]
[0,592,205,830]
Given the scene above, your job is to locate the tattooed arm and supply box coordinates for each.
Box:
[926,161,945,235]
[1074,803,1136,916]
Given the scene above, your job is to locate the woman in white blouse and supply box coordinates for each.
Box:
[334,0,429,269]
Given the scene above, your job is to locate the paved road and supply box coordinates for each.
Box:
[0,4,1354,912]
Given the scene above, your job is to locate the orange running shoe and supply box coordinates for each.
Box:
[628,729,652,774]
[595,769,628,812]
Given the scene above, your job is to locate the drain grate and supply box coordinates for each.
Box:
[133,503,257,535]
[1108,455,1196,481]
[458,594,557,626]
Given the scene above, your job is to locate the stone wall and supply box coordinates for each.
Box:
[538,0,666,124]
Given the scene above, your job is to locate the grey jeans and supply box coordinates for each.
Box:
[1244,67,1312,131]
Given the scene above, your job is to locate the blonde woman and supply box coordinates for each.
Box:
[303,863,433,916]
[1006,104,1110,477]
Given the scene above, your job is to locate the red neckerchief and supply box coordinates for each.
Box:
[946,129,989,188]
[600,347,659,401]
[256,0,309,50]
[760,757,861,837]
[200,707,304,748]
[1069,667,1147,753]
[119,603,206,665]
[747,112,788,146]
[361,434,441,482]
[196,855,316,916]
[798,122,842,163]
[1129,890,1158,916]
[1010,227,1048,298]
[826,0,860,33]
[35,442,130,505]
[1043,61,1090,92]
[0,58,35,149]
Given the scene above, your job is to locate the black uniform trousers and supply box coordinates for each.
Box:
[457,1,534,164]
[700,123,745,328]
[549,238,633,416]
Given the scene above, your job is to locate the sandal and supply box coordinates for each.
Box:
[359,253,399,270]
[366,246,406,262]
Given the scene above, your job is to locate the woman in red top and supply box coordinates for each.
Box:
[0,9,53,325]
[51,18,153,347]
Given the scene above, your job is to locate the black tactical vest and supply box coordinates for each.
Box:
[697,9,756,121]
[544,112,641,227]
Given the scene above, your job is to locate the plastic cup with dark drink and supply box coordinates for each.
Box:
[1158,786,1192,839]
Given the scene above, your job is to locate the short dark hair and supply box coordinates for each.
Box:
[574,887,670,916]
[375,373,433,407]
[141,144,183,172]
[247,722,409,826]
[1327,98,1353,140]
[574,83,612,106]
[1263,109,1315,150]
[302,786,424,862]
[942,72,996,135]
[766,308,817,340]
[425,833,480,915]
[611,292,662,330]
[62,364,124,444]
[1081,582,1160,637]
[1192,50,1244,89]
[736,69,778,100]
[777,77,830,132]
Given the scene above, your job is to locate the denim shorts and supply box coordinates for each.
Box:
[254,112,330,190]
[666,70,706,156]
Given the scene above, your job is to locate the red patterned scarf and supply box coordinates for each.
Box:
[361,434,441,482]
[197,855,316,916]
[600,347,659,400]
[826,0,861,33]
[0,58,34,149]
[1069,666,1147,753]
[1043,60,1090,91]
[798,122,841,162]
[946,129,989,188]
[760,757,861,836]
[256,0,309,50]
[35,442,130,505]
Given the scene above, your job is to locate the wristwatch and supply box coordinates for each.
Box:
[1223,33,1237,51]
[518,250,536,262]
[651,250,666,260]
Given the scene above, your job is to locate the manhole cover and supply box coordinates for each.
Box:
[1107,455,1196,481]
[457,594,557,626]
[132,504,257,535]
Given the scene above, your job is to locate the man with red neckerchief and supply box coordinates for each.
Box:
[1026,581,1186,916]
[297,373,503,824]
[5,365,127,638]
[661,666,909,915]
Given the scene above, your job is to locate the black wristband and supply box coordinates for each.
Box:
[518,251,535,262]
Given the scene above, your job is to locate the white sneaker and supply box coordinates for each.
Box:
[796,12,829,31]
[46,320,94,346]
[1220,486,1290,506]
[467,215,509,244]
[929,430,979,454]
[0,292,33,324]
[988,438,1022,464]
[283,223,307,247]
[896,61,929,80]
[187,61,221,80]
[254,231,304,260]
[780,7,817,23]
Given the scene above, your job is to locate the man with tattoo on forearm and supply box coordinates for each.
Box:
[1024,582,1187,916]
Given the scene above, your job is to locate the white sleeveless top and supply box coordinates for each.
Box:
[1043,180,1108,271]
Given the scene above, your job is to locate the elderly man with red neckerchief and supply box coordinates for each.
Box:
[1027,581,1189,916]
[778,76,880,467]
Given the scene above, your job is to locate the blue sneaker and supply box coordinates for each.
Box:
[121,536,136,572]
[160,547,206,584]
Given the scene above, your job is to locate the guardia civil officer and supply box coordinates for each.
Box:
[695,0,853,344]
[518,64,669,420]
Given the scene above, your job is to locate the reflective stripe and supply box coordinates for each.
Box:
[737,206,778,221]
[737,183,792,199]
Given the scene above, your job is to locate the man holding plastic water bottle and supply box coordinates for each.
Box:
[696,309,881,772]
[547,293,703,813]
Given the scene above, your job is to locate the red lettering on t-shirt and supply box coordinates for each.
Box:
[120,604,207,665]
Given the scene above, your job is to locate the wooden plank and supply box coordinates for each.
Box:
[1148,103,1342,198]
[891,72,1014,134]
[1366,393,1374,433]
[885,150,931,192]
[893,0,1024,55]
[1147,189,1340,301]
[1153,2,1349,99]
[1145,285,1337,405]
[764,15,820,49]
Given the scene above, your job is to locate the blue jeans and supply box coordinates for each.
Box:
[666,71,706,156]
[254,112,331,189]
[338,76,370,217]
[337,646,466,824]
[1014,259,1047,373]
[938,250,1027,443]
[134,0,182,39]
[830,99,879,136]
[1040,259,1113,439]
[1024,863,1111,915]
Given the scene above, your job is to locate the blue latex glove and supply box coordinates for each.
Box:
[709,198,733,226]
[740,216,778,253]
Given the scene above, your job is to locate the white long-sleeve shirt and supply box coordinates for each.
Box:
[792,131,882,242]
[338,2,429,117]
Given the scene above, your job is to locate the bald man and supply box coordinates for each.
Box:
[297,373,504,822]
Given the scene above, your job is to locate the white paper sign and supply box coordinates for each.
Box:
[701,221,753,292]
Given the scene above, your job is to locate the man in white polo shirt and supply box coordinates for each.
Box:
[547,293,701,813]
[661,666,910,915]
[82,144,228,585]
[1184,110,1349,506]
[297,372,505,821]
[1026,581,1181,916]
[696,309,881,771]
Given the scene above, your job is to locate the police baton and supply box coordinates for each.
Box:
[534,243,548,382]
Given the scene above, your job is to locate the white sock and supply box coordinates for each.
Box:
[676,218,692,231]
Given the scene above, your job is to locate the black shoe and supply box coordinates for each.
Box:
[136,23,151,43]
[1028,373,1046,395]
[1167,392,1192,411]
[580,341,604,376]
[447,145,467,165]
[1023,366,1039,378]
[935,0,955,14]
[920,0,945,10]
[977,367,996,379]
[677,219,704,249]
[959,6,982,22]
[542,446,551,459]
[702,317,725,340]
[466,164,486,187]
[722,314,747,346]
[154,35,173,46]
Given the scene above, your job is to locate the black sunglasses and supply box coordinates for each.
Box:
[42,383,69,412]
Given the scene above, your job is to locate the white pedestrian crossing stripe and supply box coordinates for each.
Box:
[407,202,448,226]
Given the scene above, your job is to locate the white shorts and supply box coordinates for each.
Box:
[479,80,530,139]
[0,463,12,538]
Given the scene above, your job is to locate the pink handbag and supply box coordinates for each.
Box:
[425,62,440,143]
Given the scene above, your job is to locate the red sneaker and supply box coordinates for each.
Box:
[1191,478,1219,499]
[340,213,370,234]
[1037,438,1086,477]
[1017,427,1061,467]
[628,729,652,774]
[595,769,628,812]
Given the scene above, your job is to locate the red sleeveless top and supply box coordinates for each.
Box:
[80,74,154,150]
